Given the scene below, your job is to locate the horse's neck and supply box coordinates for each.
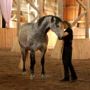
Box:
[36,22,49,36]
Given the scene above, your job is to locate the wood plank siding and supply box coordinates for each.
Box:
[0,28,17,49]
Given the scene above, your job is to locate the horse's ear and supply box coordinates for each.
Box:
[51,16,56,23]
[49,16,56,23]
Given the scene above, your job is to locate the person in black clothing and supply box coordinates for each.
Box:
[60,21,77,81]
[2,16,6,28]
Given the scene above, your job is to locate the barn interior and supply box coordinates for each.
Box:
[0,1,90,90]
[0,0,90,59]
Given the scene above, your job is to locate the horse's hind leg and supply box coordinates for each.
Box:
[40,49,46,79]
[21,48,27,75]
[30,50,35,80]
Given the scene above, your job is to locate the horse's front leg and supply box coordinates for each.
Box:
[30,50,35,80]
[40,50,46,80]
[21,48,27,75]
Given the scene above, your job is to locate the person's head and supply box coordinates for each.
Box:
[62,20,71,29]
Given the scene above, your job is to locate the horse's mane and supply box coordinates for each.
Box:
[37,15,62,26]
[37,16,46,26]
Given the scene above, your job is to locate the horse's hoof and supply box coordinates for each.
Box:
[41,74,46,80]
[22,71,26,76]
[30,74,35,80]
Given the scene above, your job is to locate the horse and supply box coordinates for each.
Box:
[18,15,63,80]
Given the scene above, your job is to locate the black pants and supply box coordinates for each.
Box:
[62,46,77,80]
[2,16,6,28]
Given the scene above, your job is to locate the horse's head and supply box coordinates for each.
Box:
[48,15,63,39]
[37,15,63,39]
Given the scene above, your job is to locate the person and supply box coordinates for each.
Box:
[2,16,6,28]
[60,21,77,81]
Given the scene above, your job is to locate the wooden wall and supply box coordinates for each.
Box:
[0,28,86,50]
[0,28,57,50]
[0,28,17,49]
[51,39,90,59]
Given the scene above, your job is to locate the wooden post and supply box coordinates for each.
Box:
[11,0,20,52]
[88,0,90,27]
[38,0,44,17]
[17,0,20,36]
[57,0,63,19]
[85,13,89,38]
[77,0,82,27]
[85,0,90,38]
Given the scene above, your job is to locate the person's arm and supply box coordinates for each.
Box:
[63,32,69,37]
[59,31,69,40]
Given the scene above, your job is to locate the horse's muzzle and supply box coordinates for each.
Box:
[58,36,63,40]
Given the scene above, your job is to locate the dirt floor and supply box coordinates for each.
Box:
[0,49,90,90]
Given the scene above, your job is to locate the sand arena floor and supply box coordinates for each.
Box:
[0,49,90,90]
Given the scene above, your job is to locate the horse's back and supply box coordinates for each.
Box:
[19,23,34,33]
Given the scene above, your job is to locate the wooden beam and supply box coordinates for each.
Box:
[76,0,90,38]
[72,12,86,26]
[27,0,40,22]
[73,0,87,26]
[76,0,87,10]
[28,0,40,15]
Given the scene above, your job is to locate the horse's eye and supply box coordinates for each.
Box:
[57,25,59,27]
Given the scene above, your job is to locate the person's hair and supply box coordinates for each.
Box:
[63,20,71,28]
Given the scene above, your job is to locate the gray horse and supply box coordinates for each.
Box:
[18,15,63,80]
